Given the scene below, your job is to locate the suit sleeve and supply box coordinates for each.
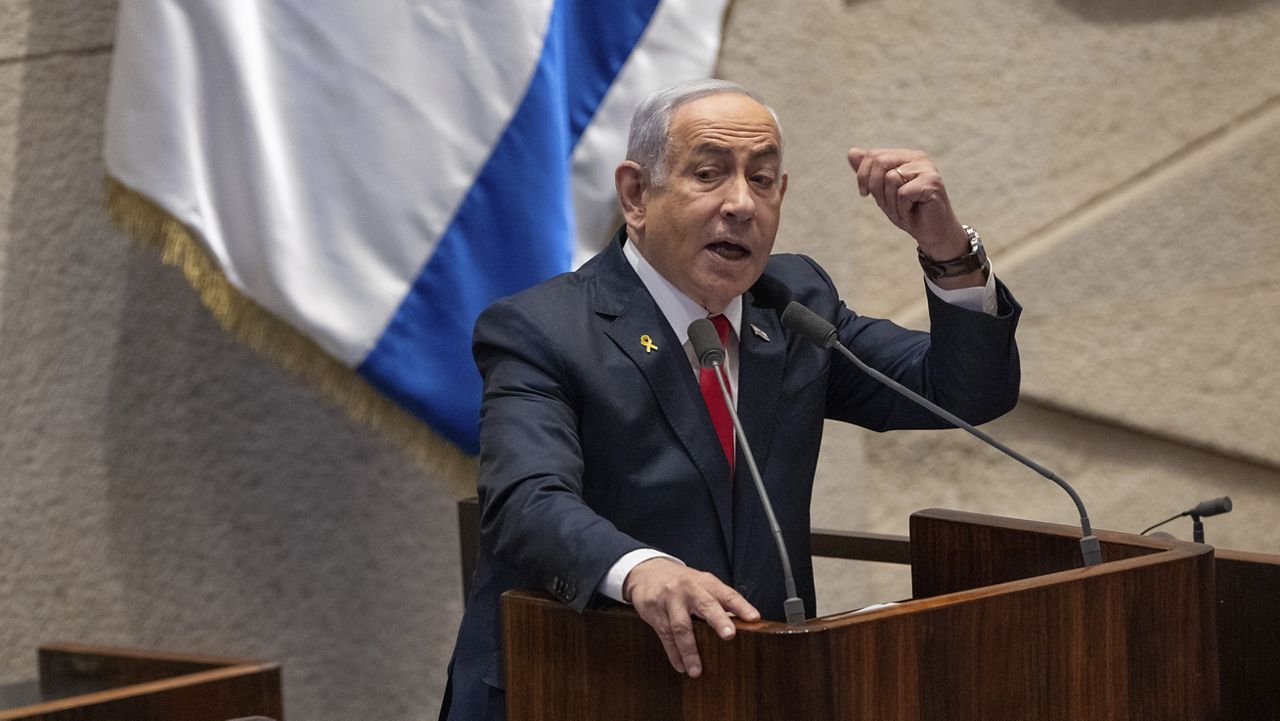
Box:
[471,297,647,612]
[792,256,1022,431]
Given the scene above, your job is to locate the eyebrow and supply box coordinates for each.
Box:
[689,141,781,162]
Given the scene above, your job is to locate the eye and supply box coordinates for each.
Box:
[751,173,776,188]
[694,167,719,182]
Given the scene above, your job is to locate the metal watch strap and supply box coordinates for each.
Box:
[917,224,989,280]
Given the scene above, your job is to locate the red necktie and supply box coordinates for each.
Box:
[699,314,735,471]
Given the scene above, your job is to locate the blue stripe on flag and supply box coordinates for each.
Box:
[358,0,661,455]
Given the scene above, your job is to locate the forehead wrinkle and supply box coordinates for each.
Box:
[683,120,779,143]
[667,96,783,170]
[684,133,782,162]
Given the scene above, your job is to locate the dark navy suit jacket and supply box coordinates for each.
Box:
[442,229,1022,720]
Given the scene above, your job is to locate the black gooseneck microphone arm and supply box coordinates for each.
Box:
[751,274,1103,568]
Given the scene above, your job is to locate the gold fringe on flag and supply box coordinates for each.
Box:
[104,176,479,498]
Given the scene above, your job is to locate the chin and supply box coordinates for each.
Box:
[703,282,753,309]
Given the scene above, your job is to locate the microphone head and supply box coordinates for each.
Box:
[1188,496,1232,518]
[749,273,793,313]
[687,318,725,368]
[779,301,838,349]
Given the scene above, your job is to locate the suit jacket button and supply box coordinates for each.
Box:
[550,576,575,602]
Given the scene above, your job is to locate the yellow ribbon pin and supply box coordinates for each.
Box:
[640,334,658,353]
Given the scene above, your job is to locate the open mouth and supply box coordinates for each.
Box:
[706,241,750,261]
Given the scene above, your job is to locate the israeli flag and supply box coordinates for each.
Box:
[105,1,730,455]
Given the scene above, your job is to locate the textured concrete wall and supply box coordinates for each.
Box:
[1,0,1277,718]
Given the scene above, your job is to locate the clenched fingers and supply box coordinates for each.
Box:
[847,147,963,249]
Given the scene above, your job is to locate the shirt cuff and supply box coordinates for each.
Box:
[924,263,999,316]
[598,548,684,603]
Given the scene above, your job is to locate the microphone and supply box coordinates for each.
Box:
[688,318,806,625]
[689,319,726,368]
[1142,497,1232,543]
[750,275,1104,568]
[1189,496,1232,518]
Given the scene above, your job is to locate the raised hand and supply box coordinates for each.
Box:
[847,147,971,264]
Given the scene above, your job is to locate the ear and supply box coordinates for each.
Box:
[779,172,789,202]
[615,161,648,232]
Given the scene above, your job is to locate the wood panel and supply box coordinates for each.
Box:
[1215,548,1280,721]
[0,645,282,721]
[810,527,911,564]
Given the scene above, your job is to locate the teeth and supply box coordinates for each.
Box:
[709,242,747,259]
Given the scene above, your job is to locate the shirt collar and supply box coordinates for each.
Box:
[623,236,743,344]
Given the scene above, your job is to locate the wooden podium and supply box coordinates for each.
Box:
[500,509,1223,721]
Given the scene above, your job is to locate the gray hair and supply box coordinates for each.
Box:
[626,79,784,186]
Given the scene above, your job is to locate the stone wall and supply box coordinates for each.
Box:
[1,0,1276,717]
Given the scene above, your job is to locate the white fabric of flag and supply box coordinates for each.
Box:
[104,0,729,455]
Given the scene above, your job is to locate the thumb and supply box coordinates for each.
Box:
[846,147,867,170]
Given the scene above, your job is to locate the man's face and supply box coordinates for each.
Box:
[629,93,787,312]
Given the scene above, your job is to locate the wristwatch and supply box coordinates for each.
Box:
[917,224,989,281]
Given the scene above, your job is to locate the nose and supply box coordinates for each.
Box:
[720,174,755,223]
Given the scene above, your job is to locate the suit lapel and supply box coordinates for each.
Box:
[730,291,788,580]
[594,234,736,555]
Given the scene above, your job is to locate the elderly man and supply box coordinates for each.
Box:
[440,79,1020,720]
